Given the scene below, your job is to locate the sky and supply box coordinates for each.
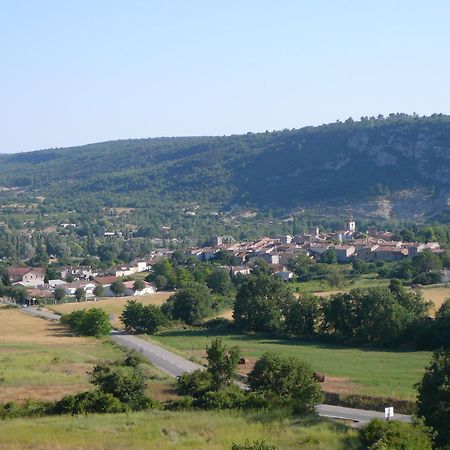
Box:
[1,0,450,153]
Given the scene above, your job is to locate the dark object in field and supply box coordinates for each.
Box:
[313,372,325,382]
[238,357,247,365]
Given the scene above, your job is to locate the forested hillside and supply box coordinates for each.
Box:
[1,114,449,218]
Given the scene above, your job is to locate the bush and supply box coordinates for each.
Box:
[413,271,442,285]
[232,440,278,450]
[90,363,149,410]
[196,385,248,409]
[0,399,53,419]
[54,390,125,415]
[359,418,433,450]
[177,370,213,398]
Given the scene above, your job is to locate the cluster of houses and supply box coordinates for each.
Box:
[184,221,444,282]
[6,260,156,303]
[4,220,446,302]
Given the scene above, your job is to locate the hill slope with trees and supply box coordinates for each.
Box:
[0,114,449,219]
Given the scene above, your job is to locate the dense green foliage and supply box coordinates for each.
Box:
[205,338,241,390]
[0,114,449,213]
[162,283,214,325]
[247,352,323,413]
[359,419,433,450]
[233,273,295,332]
[416,348,450,448]
[232,440,278,450]
[120,300,167,334]
[60,308,112,336]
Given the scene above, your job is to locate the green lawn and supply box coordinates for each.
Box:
[149,329,431,401]
[0,410,359,449]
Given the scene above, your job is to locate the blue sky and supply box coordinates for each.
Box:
[1,0,449,153]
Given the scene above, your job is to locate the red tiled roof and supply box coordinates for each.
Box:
[94,276,118,286]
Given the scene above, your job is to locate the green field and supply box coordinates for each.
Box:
[291,273,390,293]
[148,329,431,401]
[0,409,358,449]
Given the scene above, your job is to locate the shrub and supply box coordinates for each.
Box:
[177,370,213,398]
[0,399,53,419]
[232,440,278,450]
[89,363,150,410]
[54,390,125,415]
[359,418,433,450]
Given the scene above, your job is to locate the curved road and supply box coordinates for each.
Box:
[8,302,411,425]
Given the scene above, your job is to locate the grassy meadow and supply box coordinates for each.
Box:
[48,292,174,328]
[148,329,431,401]
[291,273,390,293]
[0,409,359,450]
[0,306,175,403]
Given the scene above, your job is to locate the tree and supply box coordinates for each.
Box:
[206,338,240,390]
[132,280,145,292]
[412,250,443,274]
[74,287,86,302]
[206,269,233,296]
[110,279,125,297]
[234,273,295,333]
[432,299,450,348]
[359,419,433,450]
[9,285,28,303]
[151,259,176,289]
[416,349,450,447]
[247,352,323,412]
[120,300,166,334]
[319,249,337,264]
[53,286,66,303]
[287,254,315,280]
[326,269,344,289]
[65,273,75,283]
[322,287,430,344]
[61,308,111,337]
[284,293,322,336]
[1,270,11,286]
[161,283,213,325]
[93,284,104,298]
[250,260,272,276]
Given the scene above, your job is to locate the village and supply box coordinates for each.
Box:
[4,220,447,305]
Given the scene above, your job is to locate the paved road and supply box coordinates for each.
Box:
[21,306,61,321]
[316,404,410,424]
[111,332,202,377]
[7,301,411,425]
[1,300,62,321]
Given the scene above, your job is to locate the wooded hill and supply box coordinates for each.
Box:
[1,114,449,218]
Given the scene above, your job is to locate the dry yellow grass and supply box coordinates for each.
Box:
[49,292,174,328]
[419,285,450,313]
[0,308,124,402]
[0,308,89,345]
